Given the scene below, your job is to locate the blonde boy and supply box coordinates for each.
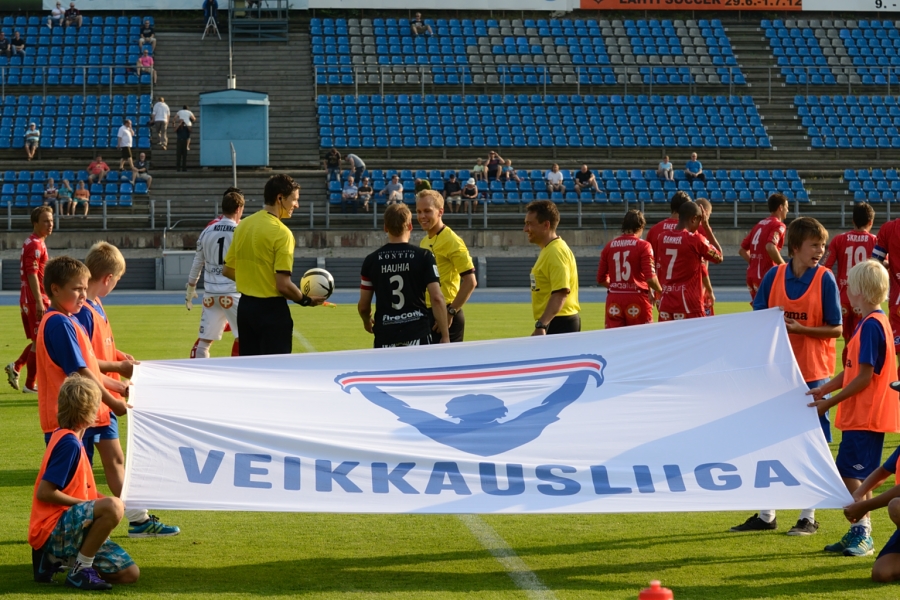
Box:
[75,241,180,538]
[807,260,898,556]
[30,375,139,590]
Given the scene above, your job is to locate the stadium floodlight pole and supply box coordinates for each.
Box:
[230,142,237,188]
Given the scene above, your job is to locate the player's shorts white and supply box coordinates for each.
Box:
[198,293,240,340]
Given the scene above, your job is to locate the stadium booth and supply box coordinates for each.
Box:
[198,89,270,167]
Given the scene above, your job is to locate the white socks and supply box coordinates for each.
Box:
[195,340,211,359]
[799,509,815,522]
[73,552,93,573]
[858,516,872,535]
[125,508,149,524]
[759,510,776,523]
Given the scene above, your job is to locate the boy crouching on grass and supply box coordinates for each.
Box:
[807,259,899,557]
[29,375,139,590]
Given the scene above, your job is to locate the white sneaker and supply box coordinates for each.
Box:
[23,386,37,394]
[5,362,19,391]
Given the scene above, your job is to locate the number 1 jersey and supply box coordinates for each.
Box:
[360,242,440,345]
[189,217,239,295]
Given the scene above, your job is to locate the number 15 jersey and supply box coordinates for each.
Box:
[361,242,440,345]
[189,216,239,295]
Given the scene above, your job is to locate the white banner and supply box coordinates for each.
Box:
[122,309,851,513]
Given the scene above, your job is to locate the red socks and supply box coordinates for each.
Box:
[24,349,37,389]
[14,345,30,371]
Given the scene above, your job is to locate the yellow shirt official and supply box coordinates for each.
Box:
[420,226,475,308]
[224,210,295,298]
[530,237,580,320]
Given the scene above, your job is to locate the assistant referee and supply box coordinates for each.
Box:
[223,174,323,356]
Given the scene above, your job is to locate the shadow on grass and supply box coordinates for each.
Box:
[0,400,39,408]
[0,469,38,488]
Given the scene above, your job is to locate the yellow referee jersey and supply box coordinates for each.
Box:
[224,209,295,298]
[420,225,475,307]
[530,237,580,320]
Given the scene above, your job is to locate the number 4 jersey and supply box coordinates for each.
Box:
[740,216,786,299]
[189,216,239,295]
[361,243,440,346]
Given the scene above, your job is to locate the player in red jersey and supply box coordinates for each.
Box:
[597,209,661,328]
[873,212,900,378]
[646,191,693,271]
[739,193,789,302]
[695,198,723,316]
[657,202,724,321]
[6,206,53,392]
[823,202,876,361]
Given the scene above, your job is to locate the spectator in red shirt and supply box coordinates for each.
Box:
[137,49,156,84]
[87,156,109,184]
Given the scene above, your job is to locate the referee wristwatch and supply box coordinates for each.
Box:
[534,320,548,330]
[448,306,459,316]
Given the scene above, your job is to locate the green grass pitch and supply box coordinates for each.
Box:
[1,301,898,599]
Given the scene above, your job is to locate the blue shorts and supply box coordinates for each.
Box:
[879,528,900,558]
[836,430,886,479]
[82,414,119,466]
[44,500,134,574]
[807,378,832,443]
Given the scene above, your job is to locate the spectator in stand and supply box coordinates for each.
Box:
[176,105,196,150]
[357,176,373,212]
[545,163,565,194]
[657,155,674,181]
[414,178,431,194]
[132,152,152,190]
[342,176,359,214]
[64,2,83,29]
[380,174,403,205]
[151,96,170,149]
[471,157,485,181]
[11,31,26,57]
[24,122,40,161]
[345,153,366,183]
[203,0,219,24]
[443,172,462,213]
[486,150,505,181]
[43,178,58,207]
[324,147,342,182]
[462,178,479,213]
[48,2,65,29]
[137,48,156,84]
[87,155,110,184]
[138,19,156,52]
[500,159,521,184]
[0,32,10,59]
[685,152,706,183]
[175,122,189,172]
[410,12,434,37]
[117,119,135,172]
[57,179,73,215]
[73,181,90,217]
[574,164,601,195]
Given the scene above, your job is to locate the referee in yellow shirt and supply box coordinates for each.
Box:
[415,190,477,343]
[223,174,323,356]
[524,200,580,335]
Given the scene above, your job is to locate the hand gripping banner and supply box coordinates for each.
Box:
[122,309,851,513]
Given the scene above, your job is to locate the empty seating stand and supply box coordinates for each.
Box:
[0,15,155,86]
[1,168,148,209]
[311,17,743,86]
[797,95,900,150]
[844,168,900,203]
[0,94,152,150]
[318,93,769,150]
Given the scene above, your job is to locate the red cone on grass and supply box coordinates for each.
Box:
[639,580,673,599]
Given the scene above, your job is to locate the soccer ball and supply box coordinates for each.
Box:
[300,268,335,299]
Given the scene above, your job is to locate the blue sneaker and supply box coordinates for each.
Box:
[843,526,875,557]
[824,528,855,553]
[128,514,181,538]
[65,566,112,590]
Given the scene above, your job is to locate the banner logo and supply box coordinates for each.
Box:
[336,355,606,457]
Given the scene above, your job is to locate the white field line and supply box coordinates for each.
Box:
[457,514,557,600]
[292,331,554,598]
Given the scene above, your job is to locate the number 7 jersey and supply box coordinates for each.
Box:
[189,217,239,295]
[657,229,724,319]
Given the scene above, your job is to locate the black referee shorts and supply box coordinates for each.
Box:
[429,306,465,344]
[548,314,581,335]
[237,295,293,356]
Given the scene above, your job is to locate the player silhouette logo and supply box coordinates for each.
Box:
[336,355,605,457]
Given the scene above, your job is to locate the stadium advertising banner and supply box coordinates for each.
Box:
[123,309,850,514]
[579,0,801,10]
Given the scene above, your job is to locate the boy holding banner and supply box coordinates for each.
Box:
[806,259,898,557]
[731,217,842,536]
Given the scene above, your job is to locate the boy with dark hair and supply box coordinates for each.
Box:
[823,202,877,362]
[656,202,724,321]
[597,209,661,328]
[646,191,693,268]
[358,203,449,348]
[808,259,897,557]
[76,242,180,538]
[525,200,580,335]
[740,193,789,302]
[732,216,842,535]
[29,374,139,590]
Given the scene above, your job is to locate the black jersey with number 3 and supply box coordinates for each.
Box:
[361,243,440,346]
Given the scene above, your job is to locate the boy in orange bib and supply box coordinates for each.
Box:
[808,259,898,557]
[29,374,139,590]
